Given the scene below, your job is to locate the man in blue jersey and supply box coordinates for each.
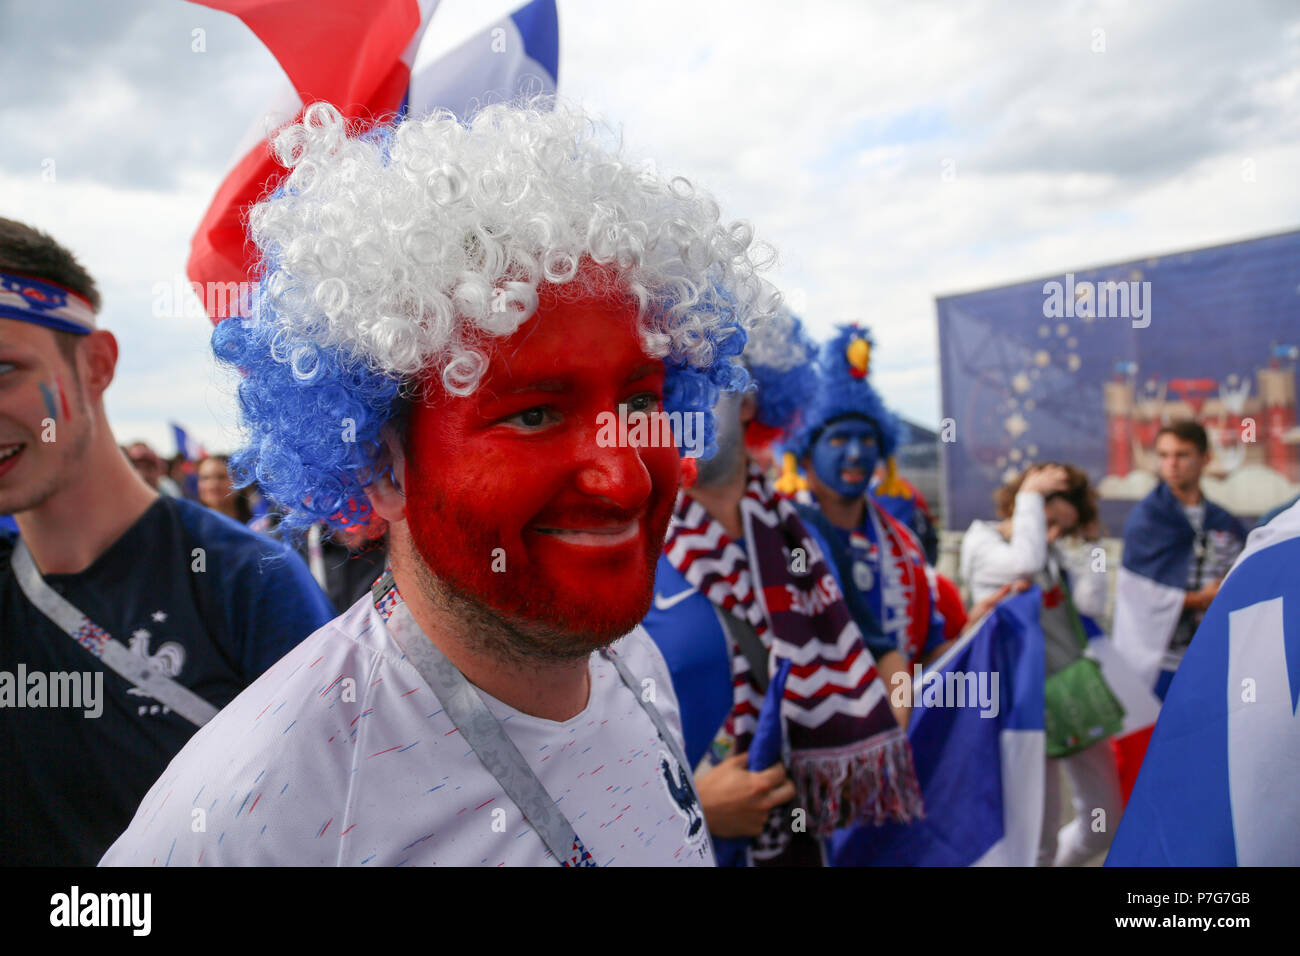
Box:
[642,310,920,865]
[0,218,334,864]
[791,325,947,670]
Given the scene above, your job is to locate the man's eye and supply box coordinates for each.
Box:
[505,406,558,430]
[829,437,846,447]
[0,363,16,375]
[623,393,660,414]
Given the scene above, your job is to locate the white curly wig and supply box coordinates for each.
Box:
[215,97,783,536]
[250,97,780,393]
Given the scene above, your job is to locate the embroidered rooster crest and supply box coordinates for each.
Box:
[128,632,185,676]
[659,750,704,844]
[124,627,186,710]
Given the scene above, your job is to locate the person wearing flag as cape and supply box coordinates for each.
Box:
[1107,498,1300,865]
[1113,421,1247,705]
[104,98,781,867]
[642,308,922,866]
[789,325,947,676]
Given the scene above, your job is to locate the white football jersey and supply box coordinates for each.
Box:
[101,592,714,867]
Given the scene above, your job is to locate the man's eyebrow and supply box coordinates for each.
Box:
[503,362,662,395]
[507,379,568,394]
[625,362,662,382]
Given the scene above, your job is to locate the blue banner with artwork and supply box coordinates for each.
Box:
[936,229,1300,531]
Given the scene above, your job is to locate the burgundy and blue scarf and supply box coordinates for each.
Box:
[664,465,923,852]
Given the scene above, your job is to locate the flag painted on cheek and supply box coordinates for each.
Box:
[39,381,58,422]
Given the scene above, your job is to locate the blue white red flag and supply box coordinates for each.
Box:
[187,0,558,321]
[1110,482,1246,797]
[407,0,558,120]
[171,423,199,461]
[1106,501,1300,865]
[828,588,1045,866]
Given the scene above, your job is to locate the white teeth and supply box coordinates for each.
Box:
[0,445,21,462]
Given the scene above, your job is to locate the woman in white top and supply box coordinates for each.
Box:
[960,464,1122,867]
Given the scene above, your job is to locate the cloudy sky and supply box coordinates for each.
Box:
[2,0,1297,454]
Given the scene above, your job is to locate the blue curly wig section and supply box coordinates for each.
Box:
[745,313,817,438]
[213,312,404,538]
[664,327,750,463]
[213,289,748,540]
[789,323,900,462]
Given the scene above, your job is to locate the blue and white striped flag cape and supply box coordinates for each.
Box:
[171,422,199,461]
[1107,500,1300,865]
[407,0,558,119]
[829,587,1045,866]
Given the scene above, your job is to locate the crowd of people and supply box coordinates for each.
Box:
[115,440,387,614]
[0,97,1288,868]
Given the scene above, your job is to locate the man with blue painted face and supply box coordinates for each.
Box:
[642,311,922,866]
[791,325,946,674]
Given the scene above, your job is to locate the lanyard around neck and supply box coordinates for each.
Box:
[371,569,702,867]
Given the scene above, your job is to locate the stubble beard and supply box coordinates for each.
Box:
[0,414,92,516]
[402,532,657,667]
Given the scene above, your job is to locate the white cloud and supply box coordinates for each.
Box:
[3,0,1296,446]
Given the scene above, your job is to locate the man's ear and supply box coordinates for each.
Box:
[365,426,408,525]
[738,391,758,426]
[80,330,118,400]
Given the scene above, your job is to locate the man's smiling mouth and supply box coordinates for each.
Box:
[532,521,640,547]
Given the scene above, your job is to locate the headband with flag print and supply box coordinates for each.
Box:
[0,271,96,334]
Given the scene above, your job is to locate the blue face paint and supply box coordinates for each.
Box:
[810,417,879,498]
[38,381,58,421]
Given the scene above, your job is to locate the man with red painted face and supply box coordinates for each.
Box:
[0,219,334,865]
[103,100,777,866]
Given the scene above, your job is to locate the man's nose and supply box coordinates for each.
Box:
[573,433,653,512]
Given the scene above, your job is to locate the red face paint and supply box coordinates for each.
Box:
[404,286,682,646]
[57,377,70,421]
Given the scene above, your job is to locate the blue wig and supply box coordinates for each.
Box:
[742,308,817,440]
[789,323,900,462]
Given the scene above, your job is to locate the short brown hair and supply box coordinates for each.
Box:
[1155,420,1207,454]
[993,462,1099,528]
[0,218,100,311]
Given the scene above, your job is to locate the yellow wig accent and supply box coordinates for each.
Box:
[877,456,912,498]
[774,451,809,495]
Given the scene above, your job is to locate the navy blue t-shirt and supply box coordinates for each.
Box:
[0,495,334,865]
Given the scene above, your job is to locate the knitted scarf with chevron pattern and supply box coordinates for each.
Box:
[664,464,923,837]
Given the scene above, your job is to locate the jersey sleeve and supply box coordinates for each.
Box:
[183,505,337,679]
[228,540,337,677]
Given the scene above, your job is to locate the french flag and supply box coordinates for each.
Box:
[1109,483,1245,800]
[1107,501,1300,865]
[171,422,203,461]
[187,0,559,322]
[829,588,1046,866]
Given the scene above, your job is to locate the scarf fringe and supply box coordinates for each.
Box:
[789,728,925,837]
